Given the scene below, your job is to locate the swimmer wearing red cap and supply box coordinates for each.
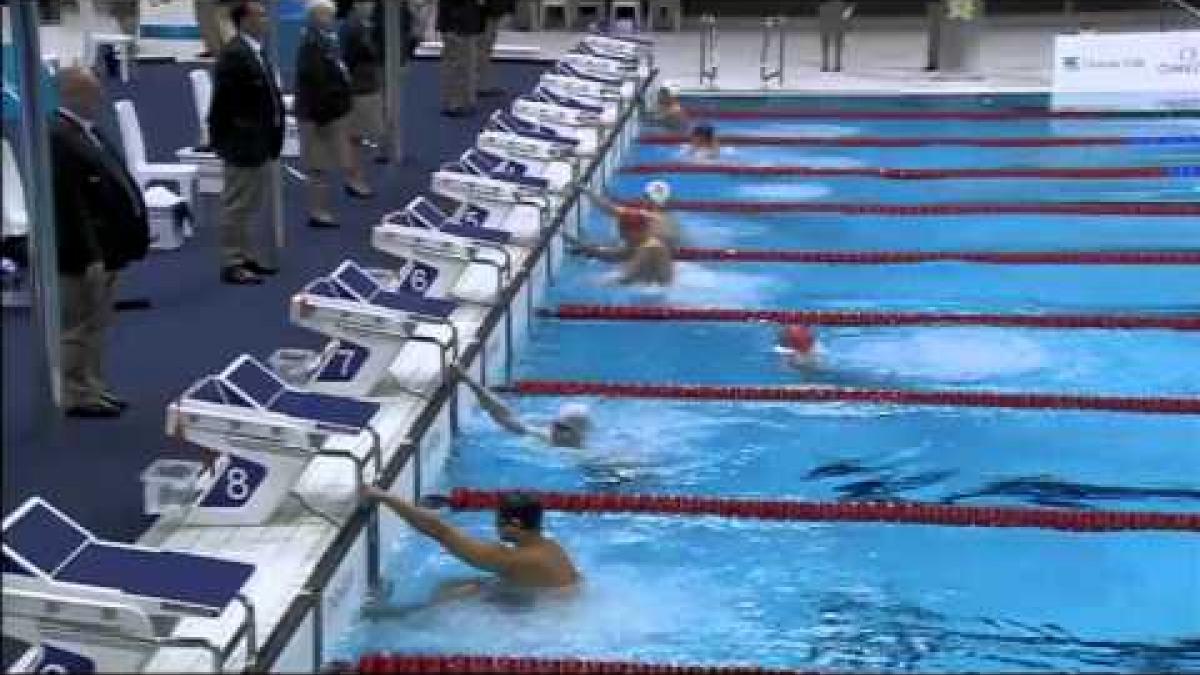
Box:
[569,183,679,285]
[778,324,819,367]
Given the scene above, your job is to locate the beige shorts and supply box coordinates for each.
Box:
[350,92,384,142]
[298,116,349,173]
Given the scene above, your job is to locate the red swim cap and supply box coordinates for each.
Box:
[781,325,816,353]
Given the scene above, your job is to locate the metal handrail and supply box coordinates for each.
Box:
[699,14,718,89]
[1161,0,1200,29]
[759,16,786,89]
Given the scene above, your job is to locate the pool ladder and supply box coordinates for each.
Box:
[698,13,719,89]
[759,15,786,89]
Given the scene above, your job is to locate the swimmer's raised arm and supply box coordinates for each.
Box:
[581,186,620,216]
[452,364,531,436]
[362,485,518,575]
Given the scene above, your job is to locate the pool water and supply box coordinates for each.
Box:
[335,93,1200,672]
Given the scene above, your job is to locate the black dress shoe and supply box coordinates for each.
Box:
[345,184,375,199]
[243,259,279,276]
[221,265,263,285]
[441,107,469,118]
[477,87,505,98]
[373,154,390,165]
[307,217,340,229]
[66,402,122,419]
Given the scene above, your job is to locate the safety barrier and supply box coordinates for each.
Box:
[679,107,1200,121]
[502,381,1200,414]
[637,133,1200,147]
[357,654,817,674]
[544,305,1200,330]
[622,163,1185,180]
[618,200,1200,216]
[442,488,1200,532]
[668,249,1200,265]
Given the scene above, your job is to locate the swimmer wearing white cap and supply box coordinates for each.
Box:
[453,364,592,447]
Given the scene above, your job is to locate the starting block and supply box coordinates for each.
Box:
[488,109,598,157]
[164,352,396,525]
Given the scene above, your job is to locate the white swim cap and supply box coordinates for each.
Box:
[644,180,671,206]
[556,403,591,430]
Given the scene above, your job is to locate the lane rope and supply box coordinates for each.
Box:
[623,163,1190,180]
[615,200,1200,216]
[669,249,1200,265]
[544,305,1200,331]
[441,488,1200,533]
[502,381,1200,415]
[638,133,1200,147]
[680,107,1200,121]
[357,654,818,674]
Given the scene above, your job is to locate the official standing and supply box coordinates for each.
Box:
[51,67,149,418]
[341,0,389,166]
[476,0,515,98]
[925,0,944,71]
[296,0,367,228]
[209,0,286,284]
[437,0,486,117]
[817,0,853,73]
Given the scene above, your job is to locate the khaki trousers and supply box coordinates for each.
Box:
[299,117,354,221]
[194,0,235,54]
[60,265,117,407]
[440,32,478,110]
[350,92,386,146]
[219,161,272,267]
[474,18,500,92]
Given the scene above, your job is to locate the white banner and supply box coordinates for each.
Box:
[1052,30,1200,110]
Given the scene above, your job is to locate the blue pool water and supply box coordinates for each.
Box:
[695,118,1200,139]
[338,95,1200,672]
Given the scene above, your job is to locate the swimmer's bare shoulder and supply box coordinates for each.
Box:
[505,539,581,588]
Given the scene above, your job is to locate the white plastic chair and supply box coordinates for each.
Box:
[189,69,213,148]
[79,0,136,82]
[2,138,29,241]
[114,99,198,220]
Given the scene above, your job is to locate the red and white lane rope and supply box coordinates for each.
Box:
[499,381,1200,415]
[668,249,1200,265]
[679,107,1193,121]
[639,133,1142,147]
[544,305,1200,331]
[615,200,1200,216]
[624,163,1178,180]
[440,489,1200,533]
[356,654,817,674]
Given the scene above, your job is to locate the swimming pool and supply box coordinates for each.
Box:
[336,93,1200,672]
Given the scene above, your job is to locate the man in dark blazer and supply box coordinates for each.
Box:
[437,0,486,117]
[209,0,286,284]
[51,67,149,418]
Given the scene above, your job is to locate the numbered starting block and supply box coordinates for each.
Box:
[531,83,621,126]
[432,163,554,214]
[539,72,636,103]
[286,259,463,399]
[560,51,649,83]
[2,498,256,673]
[373,208,514,306]
[403,192,542,245]
[488,109,598,157]
[513,96,616,131]
[581,34,653,63]
[460,147,573,193]
[165,352,400,525]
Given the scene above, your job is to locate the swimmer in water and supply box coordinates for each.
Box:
[687,123,720,160]
[454,363,591,448]
[777,324,819,367]
[360,488,581,618]
[580,180,680,252]
[650,81,689,132]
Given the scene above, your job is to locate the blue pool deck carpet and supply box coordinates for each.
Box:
[1,58,548,542]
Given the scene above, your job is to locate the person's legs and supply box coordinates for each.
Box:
[219,163,267,269]
[475,17,501,96]
[59,268,107,409]
[194,0,223,54]
[820,32,831,71]
[833,31,844,72]
[352,91,389,162]
[336,114,371,196]
[300,120,337,224]
[440,32,472,113]
[101,0,139,36]
[85,269,118,399]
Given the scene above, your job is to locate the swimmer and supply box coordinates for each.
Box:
[454,363,591,448]
[360,487,581,618]
[567,206,674,285]
[650,81,689,132]
[777,324,819,367]
[580,180,680,252]
[687,123,721,160]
